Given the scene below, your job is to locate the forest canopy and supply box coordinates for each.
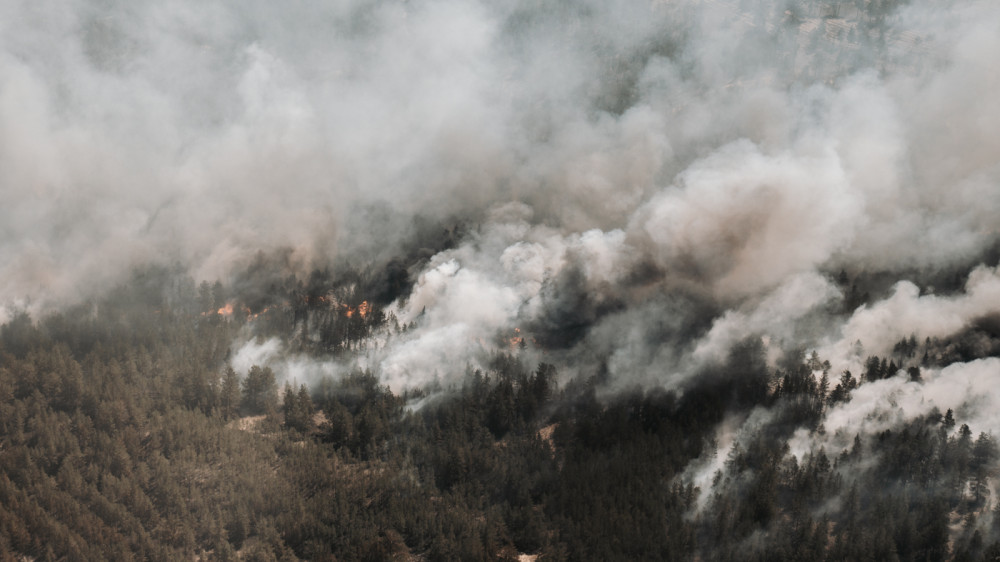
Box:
[1,260,1000,561]
[2,0,1000,559]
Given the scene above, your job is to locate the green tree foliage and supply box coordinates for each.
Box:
[242,365,277,415]
[2,265,1000,560]
[219,366,241,420]
[282,383,314,433]
[828,370,857,404]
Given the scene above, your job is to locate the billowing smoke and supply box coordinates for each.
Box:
[2,0,1000,477]
[789,357,1000,460]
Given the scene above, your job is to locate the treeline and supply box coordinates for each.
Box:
[703,408,1000,561]
[2,268,1000,560]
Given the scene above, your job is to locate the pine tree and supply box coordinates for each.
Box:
[242,365,277,415]
[220,367,241,419]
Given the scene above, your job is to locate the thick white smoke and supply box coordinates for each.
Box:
[820,264,1000,374]
[2,0,999,405]
[788,357,1000,460]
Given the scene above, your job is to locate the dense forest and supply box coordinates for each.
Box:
[0,262,998,561]
[2,0,999,559]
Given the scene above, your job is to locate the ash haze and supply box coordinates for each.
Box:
[3,0,1000,559]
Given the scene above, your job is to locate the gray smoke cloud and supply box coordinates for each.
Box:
[2,0,1000,404]
[9,4,1000,549]
[819,264,1000,374]
[788,357,1000,460]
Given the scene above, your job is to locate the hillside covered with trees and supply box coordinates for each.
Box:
[2,0,1000,559]
[1,264,1000,561]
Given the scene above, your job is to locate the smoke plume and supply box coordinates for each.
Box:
[2,1,1000,447]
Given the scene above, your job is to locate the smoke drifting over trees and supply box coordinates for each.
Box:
[3,0,998,311]
[2,0,1000,559]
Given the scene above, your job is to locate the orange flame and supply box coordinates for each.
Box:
[509,328,525,349]
[217,303,235,316]
[248,306,271,321]
[342,300,370,319]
